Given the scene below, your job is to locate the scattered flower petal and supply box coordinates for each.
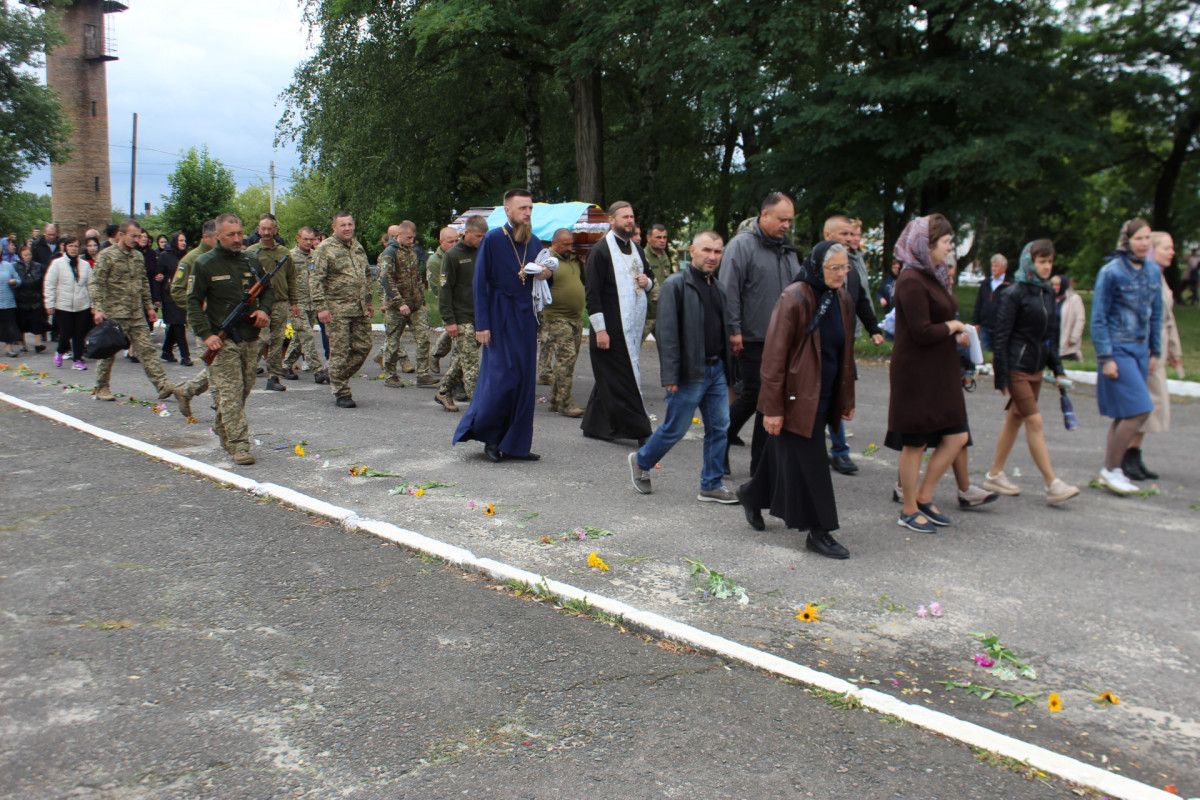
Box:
[916,605,928,618]
[1095,691,1119,706]
[1048,693,1063,712]
[468,501,476,509]
[294,445,306,456]
[974,654,996,668]
[587,551,610,571]
[484,503,495,516]
[415,488,424,496]
[891,679,900,687]
[929,601,943,617]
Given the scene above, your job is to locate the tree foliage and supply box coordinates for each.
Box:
[0,1,71,205]
[0,191,52,239]
[158,146,236,242]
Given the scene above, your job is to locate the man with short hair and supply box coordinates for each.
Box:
[452,189,550,462]
[435,216,487,412]
[721,193,800,476]
[246,214,298,392]
[282,226,326,381]
[187,214,273,465]
[541,228,586,417]
[642,223,678,342]
[169,218,219,414]
[581,201,655,443]
[312,211,373,408]
[426,226,460,374]
[821,213,884,475]
[31,223,60,267]
[88,219,184,404]
[101,224,119,251]
[84,228,100,242]
[629,231,737,503]
[973,254,1010,352]
[376,221,436,387]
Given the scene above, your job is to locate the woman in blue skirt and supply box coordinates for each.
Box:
[1090,218,1163,495]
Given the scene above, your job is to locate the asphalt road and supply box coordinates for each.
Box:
[0,333,1195,796]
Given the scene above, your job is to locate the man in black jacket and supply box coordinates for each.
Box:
[31,223,61,268]
[973,254,1010,352]
[628,231,738,504]
[823,214,884,475]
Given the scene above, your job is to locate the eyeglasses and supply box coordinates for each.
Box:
[825,264,851,273]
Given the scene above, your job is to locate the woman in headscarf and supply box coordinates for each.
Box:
[1090,218,1162,495]
[736,241,856,559]
[1120,230,1184,481]
[12,241,49,352]
[887,214,971,534]
[981,240,1079,505]
[156,231,191,365]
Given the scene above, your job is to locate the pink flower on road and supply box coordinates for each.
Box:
[929,602,943,617]
[974,654,996,668]
[916,605,928,618]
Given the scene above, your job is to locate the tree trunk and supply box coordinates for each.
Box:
[639,91,661,227]
[572,71,604,206]
[523,72,546,200]
[712,111,738,243]
[1151,99,1200,232]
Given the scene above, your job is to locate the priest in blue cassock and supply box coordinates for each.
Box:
[453,189,550,462]
[581,201,655,443]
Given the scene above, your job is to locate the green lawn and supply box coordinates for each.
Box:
[857,285,1197,382]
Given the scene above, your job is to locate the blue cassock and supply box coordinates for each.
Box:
[452,223,544,456]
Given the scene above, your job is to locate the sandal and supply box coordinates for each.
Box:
[897,512,937,534]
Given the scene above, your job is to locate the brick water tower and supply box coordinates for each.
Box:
[46,0,128,238]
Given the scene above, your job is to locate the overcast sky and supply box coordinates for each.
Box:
[24,0,313,214]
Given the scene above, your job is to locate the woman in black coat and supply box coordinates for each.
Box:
[157,231,192,365]
[12,247,49,351]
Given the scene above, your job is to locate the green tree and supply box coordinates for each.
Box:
[232,178,272,234]
[0,1,71,204]
[0,191,52,241]
[158,146,236,242]
[275,168,336,242]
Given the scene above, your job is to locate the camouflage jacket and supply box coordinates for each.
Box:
[290,245,315,307]
[89,244,151,319]
[311,236,371,318]
[246,241,297,305]
[378,240,424,312]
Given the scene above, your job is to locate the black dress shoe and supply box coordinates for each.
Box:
[506,452,541,461]
[1120,449,1148,481]
[830,454,859,475]
[736,486,764,531]
[180,358,194,367]
[335,394,357,408]
[160,354,177,362]
[484,444,503,462]
[729,434,746,447]
[806,529,849,559]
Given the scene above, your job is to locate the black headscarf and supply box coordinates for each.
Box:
[797,240,841,334]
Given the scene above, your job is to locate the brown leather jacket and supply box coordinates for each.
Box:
[757,282,855,437]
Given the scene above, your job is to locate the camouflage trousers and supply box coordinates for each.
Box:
[283,306,323,370]
[326,316,372,397]
[382,307,431,378]
[94,316,170,394]
[209,338,259,453]
[544,318,583,409]
[642,316,657,343]
[438,323,479,398]
[537,316,553,380]
[260,301,292,379]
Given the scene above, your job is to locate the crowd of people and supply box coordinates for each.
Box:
[2,199,1187,558]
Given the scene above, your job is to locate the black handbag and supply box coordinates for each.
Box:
[84,319,131,360]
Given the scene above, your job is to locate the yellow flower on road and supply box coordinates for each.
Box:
[587,551,610,571]
[294,445,306,456]
[1048,693,1063,712]
[795,603,821,622]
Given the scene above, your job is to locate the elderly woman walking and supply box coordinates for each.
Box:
[736,241,856,559]
[1119,231,1184,481]
[887,215,972,533]
[982,240,1079,505]
[1090,218,1163,495]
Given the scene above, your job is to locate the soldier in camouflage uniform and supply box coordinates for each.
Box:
[282,226,325,379]
[434,216,487,412]
[540,229,586,416]
[187,214,274,465]
[312,211,373,408]
[376,222,436,387]
[426,226,459,374]
[168,218,217,412]
[642,224,680,342]
[245,214,297,392]
[88,218,184,405]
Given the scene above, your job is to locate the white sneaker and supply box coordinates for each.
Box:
[983,470,1021,496]
[1098,468,1138,496]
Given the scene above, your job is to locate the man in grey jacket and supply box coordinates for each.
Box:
[628,231,737,504]
[720,193,800,476]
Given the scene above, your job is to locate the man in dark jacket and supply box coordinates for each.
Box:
[31,223,61,268]
[628,231,737,504]
[973,254,1011,352]
[720,193,801,476]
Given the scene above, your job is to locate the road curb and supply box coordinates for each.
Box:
[0,389,1179,800]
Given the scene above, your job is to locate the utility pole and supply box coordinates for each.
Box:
[130,112,138,218]
[269,161,276,215]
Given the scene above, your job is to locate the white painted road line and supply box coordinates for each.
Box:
[0,389,1179,800]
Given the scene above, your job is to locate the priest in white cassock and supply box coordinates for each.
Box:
[581,201,656,443]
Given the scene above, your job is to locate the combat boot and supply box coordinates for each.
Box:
[384,376,403,388]
[265,377,287,391]
[95,386,115,401]
[281,367,298,380]
[171,386,192,418]
[313,367,330,384]
[232,449,256,465]
[416,374,437,387]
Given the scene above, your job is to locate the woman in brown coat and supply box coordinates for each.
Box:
[736,241,856,559]
[887,214,971,534]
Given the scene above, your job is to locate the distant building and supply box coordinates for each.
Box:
[46,0,128,237]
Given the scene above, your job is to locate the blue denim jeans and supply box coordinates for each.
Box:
[637,363,730,491]
[827,418,849,457]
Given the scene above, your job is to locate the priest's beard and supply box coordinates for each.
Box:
[511,221,532,243]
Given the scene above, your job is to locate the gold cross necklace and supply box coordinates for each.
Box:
[504,226,532,284]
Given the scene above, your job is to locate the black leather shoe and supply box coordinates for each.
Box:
[335,394,356,408]
[180,358,194,367]
[484,444,503,462]
[830,454,859,475]
[806,529,849,559]
[1137,451,1159,480]
[736,486,764,531]
[1121,449,1148,481]
[160,354,177,363]
[506,452,541,461]
[729,434,746,447]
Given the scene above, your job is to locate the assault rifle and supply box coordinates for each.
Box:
[200,254,289,366]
